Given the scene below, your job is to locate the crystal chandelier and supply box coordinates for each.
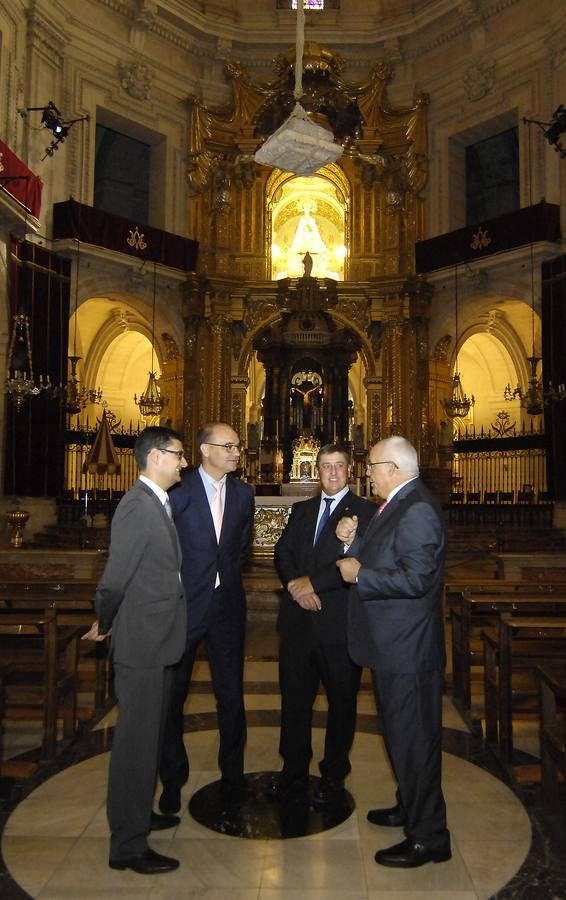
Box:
[134,262,168,419]
[254,1,342,176]
[441,265,475,419]
[5,312,50,412]
[60,354,104,415]
[504,354,544,416]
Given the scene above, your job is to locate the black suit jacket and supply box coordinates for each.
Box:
[169,467,254,635]
[347,477,446,674]
[274,490,375,644]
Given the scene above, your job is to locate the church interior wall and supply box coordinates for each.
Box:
[0,0,565,509]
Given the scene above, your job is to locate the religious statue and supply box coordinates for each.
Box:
[302,251,313,277]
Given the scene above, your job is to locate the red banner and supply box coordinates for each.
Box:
[0,140,43,218]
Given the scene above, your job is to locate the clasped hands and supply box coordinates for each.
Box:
[287,576,321,611]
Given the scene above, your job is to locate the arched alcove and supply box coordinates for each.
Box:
[457,331,525,431]
[267,163,350,281]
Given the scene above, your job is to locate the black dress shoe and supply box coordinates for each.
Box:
[367,803,406,827]
[313,778,345,806]
[150,811,180,831]
[158,785,181,815]
[268,773,309,800]
[220,777,249,803]
[109,848,180,874]
[375,837,451,868]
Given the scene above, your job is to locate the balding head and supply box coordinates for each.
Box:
[378,436,419,475]
[366,436,419,500]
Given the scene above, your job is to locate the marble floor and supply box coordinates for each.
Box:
[1,629,566,899]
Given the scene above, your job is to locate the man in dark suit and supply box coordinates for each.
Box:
[273,444,374,804]
[85,426,188,875]
[158,421,254,812]
[336,436,450,868]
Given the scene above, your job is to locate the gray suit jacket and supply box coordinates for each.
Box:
[95,479,186,668]
[347,477,446,674]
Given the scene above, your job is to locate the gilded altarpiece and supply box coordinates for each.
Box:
[184,46,436,466]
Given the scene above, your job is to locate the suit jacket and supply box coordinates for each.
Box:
[347,477,446,674]
[95,479,186,668]
[169,467,255,634]
[274,489,375,644]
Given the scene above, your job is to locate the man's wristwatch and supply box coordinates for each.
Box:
[355,573,359,584]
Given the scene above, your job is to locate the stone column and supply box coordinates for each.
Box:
[231,376,249,443]
[209,313,231,422]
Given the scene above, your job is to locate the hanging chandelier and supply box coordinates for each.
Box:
[5,312,50,412]
[57,228,104,415]
[134,262,168,419]
[254,1,342,176]
[503,121,566,416]
[60,354,103,415]
[441,265,475,419]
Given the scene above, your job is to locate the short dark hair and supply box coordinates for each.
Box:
[134,426,183,470]
[316,443,351,468]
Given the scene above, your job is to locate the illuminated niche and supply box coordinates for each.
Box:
[271,175,346,280]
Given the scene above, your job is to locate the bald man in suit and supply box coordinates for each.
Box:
[337,436,450,869]
[158,422,254,813]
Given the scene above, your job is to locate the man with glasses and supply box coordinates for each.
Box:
[158,421,254,812]
[84,426,187,874]
[336,436,450,868]
[273,444,374,804]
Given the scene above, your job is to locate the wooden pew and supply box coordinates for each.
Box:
[537,665,566,815]
[482,616,566,762]
[450,589,566,714]
[0,608,81,758]
[0,582,110,713]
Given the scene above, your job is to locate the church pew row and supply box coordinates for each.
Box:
[537,665,566,816]
[0,609,81,759]
[449,589,566,714]
[482,616,566,763]
[0,582,110,716]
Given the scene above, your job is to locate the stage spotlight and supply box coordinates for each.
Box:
[41,101,65,136]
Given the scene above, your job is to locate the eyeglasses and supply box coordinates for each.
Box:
[159,448,186,460]
[204,442,243,453]
[366,460,399,470]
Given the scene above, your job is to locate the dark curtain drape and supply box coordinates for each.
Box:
[5,241,70,497]
[53,199,198,272]
[542,254,566,502]
[416,202,561,273]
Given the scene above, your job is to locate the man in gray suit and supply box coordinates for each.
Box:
[337,436,450,869]
[84,426,188,874]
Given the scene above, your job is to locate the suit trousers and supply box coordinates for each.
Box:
[159,585,247,789]
[108,662,173,860]
[278,635,361,784]
[372,668,449,847]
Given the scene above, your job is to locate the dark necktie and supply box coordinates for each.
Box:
[314,497,333,544]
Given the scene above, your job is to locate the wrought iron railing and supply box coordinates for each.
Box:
[450,415,548,504]
[63,420,140,500]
